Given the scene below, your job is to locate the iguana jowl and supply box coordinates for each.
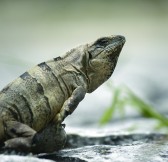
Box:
[0,35,125,153]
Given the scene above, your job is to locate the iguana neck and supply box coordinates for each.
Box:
[62,45,90,89]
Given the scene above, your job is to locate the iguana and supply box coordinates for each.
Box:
[0,35,125,153]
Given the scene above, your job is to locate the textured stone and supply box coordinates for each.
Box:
[38,133,168,162]
[0,155,54,162]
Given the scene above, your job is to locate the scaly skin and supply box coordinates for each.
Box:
[0,35,125,153]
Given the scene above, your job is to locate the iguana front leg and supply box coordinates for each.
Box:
[54,86,86,124]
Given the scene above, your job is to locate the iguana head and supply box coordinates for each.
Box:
[86,35,125,92]
[64,35,125,93]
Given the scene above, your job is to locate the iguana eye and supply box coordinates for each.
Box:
[96,38,109,46]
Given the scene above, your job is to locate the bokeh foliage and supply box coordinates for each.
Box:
[100,83,168,128]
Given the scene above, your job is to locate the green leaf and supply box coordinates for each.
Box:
[99,86,120,125]
[100,83,168,129]
[124,86,168,126]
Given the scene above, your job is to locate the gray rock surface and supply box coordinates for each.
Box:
[37,133,168,162]
[0,155,54,162]
[1,118,168,162]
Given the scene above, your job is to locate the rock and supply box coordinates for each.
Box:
[38,133,168,162]
[0,154,54,162]
[1,118,168,162]
[1,132,168,161]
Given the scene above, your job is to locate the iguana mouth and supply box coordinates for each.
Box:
[105,35,125,57]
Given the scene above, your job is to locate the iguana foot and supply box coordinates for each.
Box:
[2,121,36,152]
[4,136,33,152]
[2,121,66,153]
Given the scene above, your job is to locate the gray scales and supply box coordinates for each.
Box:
[0,35,125,153]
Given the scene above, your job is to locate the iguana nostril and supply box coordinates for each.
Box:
[117,35,126,42]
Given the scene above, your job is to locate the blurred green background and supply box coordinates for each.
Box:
[0,0,168,127]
